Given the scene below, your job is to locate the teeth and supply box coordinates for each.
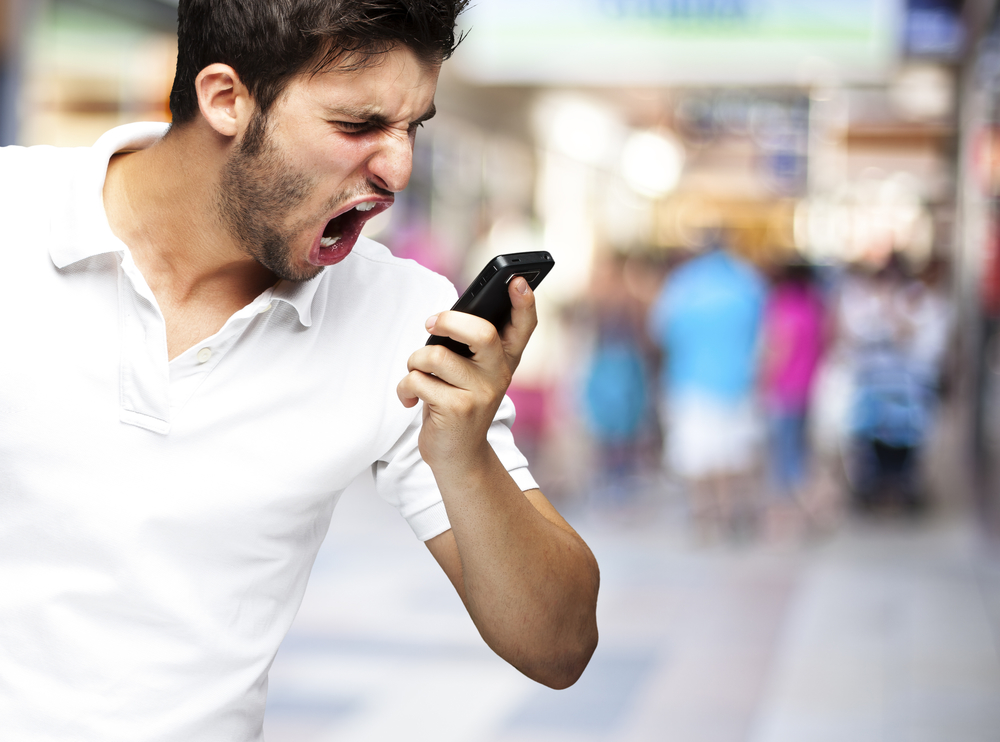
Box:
[320,236,341,248]
[355,201,377,212]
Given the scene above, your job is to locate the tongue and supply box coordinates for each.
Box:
[313,211,361,266]
[314,203,384,266]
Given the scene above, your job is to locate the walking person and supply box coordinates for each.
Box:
[648,240,766,541]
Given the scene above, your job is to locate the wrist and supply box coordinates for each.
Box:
[427,441,506,497]
[428,443,521,504]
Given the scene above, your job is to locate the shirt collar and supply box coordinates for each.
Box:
[270,276,322,327]
[51,121,322,328]
[49,122,171,270]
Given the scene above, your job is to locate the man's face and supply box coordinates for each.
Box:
[217,46,440,282]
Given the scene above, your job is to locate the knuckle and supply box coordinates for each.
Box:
[486,386,505,412]
[459,399,479,420]
[476,325,502,350]
[405,349,420,371]
[427,344,452,366]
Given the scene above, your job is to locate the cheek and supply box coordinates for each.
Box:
[325,134,381,171]
[279,131,375,204]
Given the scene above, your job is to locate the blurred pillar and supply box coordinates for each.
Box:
[956,0,1000,536]
[0,0,23,145]
[0,0,40,145]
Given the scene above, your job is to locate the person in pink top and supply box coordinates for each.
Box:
[760,263,826,518]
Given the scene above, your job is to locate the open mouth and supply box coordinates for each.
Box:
[311,198,390,266]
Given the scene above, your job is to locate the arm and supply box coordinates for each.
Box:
[397,278,600,689]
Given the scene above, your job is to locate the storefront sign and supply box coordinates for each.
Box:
[453,0,902,86]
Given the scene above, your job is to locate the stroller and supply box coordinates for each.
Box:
[841,342,934,511]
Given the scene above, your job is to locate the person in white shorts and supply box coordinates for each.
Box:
[649,242,766,540]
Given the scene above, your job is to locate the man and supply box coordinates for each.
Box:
[0,1,599,739]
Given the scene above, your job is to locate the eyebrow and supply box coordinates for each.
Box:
[327,103,437,127]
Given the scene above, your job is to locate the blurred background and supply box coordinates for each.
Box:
[3,0,1000,740]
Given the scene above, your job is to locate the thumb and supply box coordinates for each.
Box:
[504,277,537,357]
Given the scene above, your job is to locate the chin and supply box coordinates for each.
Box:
[248,240,326,284]
[280,263,325,283]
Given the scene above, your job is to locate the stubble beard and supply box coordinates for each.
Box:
[216,111,324,283]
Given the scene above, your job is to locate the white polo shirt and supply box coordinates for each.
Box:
[0,123,537,741]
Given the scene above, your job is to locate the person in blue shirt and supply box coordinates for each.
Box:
[648,241,766,540]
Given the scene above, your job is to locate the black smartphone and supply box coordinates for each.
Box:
[426,251,555,357]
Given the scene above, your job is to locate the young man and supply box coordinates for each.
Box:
[0,1,599,739]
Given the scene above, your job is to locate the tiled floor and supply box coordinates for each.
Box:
[262,468,1000,742]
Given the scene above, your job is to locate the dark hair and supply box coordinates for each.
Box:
[168,0,469,126]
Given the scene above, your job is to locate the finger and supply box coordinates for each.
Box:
[396,368,443,408]
[406,343,481,393]
[397,366,481,414]
[396,369,421,408]
[426,310,504,360]
[503,277,538,359]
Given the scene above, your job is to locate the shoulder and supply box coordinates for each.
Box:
[725,254,766,295]
[306,237,458,345]
[340,237,457,304]
[0,140,92,170]
[0,143,97,261]
[350,237,453,282]
[1,124,167,205]
[664,257,701,293]
[0,144,81,174]
[0,143,90,200]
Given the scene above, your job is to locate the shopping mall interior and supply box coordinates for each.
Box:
[2,0,1000,740]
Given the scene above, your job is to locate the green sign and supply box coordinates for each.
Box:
[454,0,901,85]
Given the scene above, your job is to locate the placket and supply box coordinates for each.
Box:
[118,250,172,434]
[117,249,277,434]
[167,293,276,415]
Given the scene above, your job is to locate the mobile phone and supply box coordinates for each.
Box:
[426,251,555,357]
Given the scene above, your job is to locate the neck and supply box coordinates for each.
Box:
[103,121,276,307]
[102,121,278,360]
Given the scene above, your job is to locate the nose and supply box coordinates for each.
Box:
[366,130,414,193]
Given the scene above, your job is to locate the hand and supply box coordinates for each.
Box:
[396,277,537,470]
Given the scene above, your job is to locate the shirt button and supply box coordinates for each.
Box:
[196,347,213,364]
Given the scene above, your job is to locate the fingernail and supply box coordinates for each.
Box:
[515,278,529,295]
[425,314,438,332]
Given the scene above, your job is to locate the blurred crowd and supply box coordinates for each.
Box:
[553,239,955,546]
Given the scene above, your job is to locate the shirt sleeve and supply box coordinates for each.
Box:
[372,394,538,542]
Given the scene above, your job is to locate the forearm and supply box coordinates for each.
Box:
[402,278,599,687]
[429,447,600,689]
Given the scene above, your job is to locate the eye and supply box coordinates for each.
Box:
[407,121,426,141]
[334,120,374,134]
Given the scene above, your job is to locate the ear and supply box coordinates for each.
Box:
[194,63,254,138]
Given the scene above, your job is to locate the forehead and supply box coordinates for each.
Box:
[286,46,440,116]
